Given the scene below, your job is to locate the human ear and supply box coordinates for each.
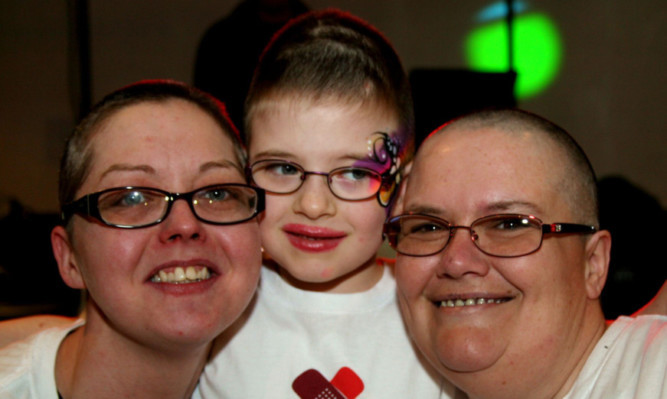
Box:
[51,225,86,290]
[583,229,611,299]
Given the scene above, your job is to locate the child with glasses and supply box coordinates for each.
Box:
[195,9,459,399]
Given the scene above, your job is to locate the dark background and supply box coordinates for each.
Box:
[0,0,664,319]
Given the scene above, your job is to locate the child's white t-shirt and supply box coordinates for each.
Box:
[195,263,459,398]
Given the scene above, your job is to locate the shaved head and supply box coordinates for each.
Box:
[395,109,611,398]
[418,109,599,225]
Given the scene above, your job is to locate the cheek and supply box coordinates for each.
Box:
[258,195,289,233]
[258,215,279,251]
[508,244,585,306]
[396,257,444,370]
[213,223,263,265]
[70,227,151,316]
[344,201,386,241]
[395,258,430,326]
[396,256,434,298]
[395,258,436,340]
[215,225,263,308]
[73,226,148,282]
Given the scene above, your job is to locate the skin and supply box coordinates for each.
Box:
[249,96,398,293]
[395,126,611,399]
[51,99,262,398]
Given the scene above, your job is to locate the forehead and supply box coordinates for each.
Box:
[95,99,232,149]
[248,96,399,160]
[86,100,238,176]
[405,127,566,217]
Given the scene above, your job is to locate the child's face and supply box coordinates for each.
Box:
[249,96,399,293]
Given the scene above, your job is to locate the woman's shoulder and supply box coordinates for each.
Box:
[0,315,77,349]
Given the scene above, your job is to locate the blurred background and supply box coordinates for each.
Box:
[0,0,664,320]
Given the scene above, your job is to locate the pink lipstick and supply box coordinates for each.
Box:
[283,224,347,253]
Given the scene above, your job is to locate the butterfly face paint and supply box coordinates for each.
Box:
[358,131,404,207]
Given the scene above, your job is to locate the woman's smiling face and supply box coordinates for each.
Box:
[57,99,262,349]
[395,126,607,398]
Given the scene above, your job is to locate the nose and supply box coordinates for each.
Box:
[292,173,336,219]
[158,198,205,243]
[435,226,489,279]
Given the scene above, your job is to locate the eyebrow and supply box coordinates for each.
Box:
[252,150,373,163]
[200,160,242,174]
[251,150,293,160]
[404,201,544,218]
[100,160,241,179]
[483,200,543,215]
[404,204,444,216]
[100,164,155,179]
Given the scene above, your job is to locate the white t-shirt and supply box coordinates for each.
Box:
[564,315,667,398]
[195,264,460,399]
[0,319,84,399]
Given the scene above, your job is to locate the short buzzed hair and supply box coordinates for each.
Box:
[59,80,245,220]
[432,108,599,224]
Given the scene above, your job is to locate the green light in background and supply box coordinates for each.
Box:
[465,11,563,100]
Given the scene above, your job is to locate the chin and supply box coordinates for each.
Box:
[165,310,234,343]
[430,326,505,374]
[282,260,341,282]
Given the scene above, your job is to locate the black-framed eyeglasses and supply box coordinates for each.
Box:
[247,159,393,202]
[384,213,597,258]
[61,183,265,229]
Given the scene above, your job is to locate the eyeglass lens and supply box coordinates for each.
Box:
[97,185,259,227]
[250,160,382,200]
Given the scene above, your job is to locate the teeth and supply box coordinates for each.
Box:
[175,267,186,281]
[185,267,198,280]
[440,297,505,308]
[150,266,211,284]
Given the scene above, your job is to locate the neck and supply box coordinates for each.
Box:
[550,312,608,399]
[55,310,211,399]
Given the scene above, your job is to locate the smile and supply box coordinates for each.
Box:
[437,297,513,308]
[150,266,212,284]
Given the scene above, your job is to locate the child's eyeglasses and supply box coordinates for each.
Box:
[247,159,387,201]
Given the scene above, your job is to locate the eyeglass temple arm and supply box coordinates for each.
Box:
[61,196,91,220]
[542,223,597,234]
